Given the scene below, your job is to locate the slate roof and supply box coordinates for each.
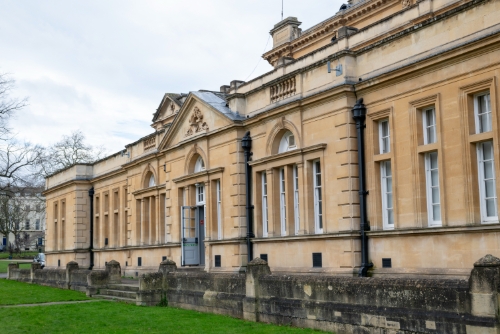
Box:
[191,91,245,121]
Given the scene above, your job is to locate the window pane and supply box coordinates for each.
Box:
[484,161,494,179]
[315,161,321,174]
[485,180,496,197]
[317,189,322,202]
[483,141,493,159]
[318,215,323,229]
[381,121,388,136]
[386,175,392,190]
[430,152,438,169]
[386,193,393,208]
[388,210,394,225]
[431,187,440,204]
[384,161,392,176]
[432,205,441,221]
[431,170,439,186]
[486,198,497,217]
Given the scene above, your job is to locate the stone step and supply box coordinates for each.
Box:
[107,284,139,292]
[100,289,137,299]
[93,294,136,304]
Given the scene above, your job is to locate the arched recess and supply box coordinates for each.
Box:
[265,118,302,156]
[141,164,158,189]
[184,145,208,174]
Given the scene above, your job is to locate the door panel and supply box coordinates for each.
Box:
[182,206,199,266]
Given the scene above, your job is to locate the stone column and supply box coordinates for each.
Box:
[469,255,500,318]
[141,198,146,245]
[159,259,177,291]
[7,263,19,279]
[31,262,41,282]
[266,169,277,237]
[105,260,122,284]
[296,162,307,235]
[243,258,271,322]
[66,261,79,289]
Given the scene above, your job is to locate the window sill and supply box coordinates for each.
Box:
[367,223,500,238]
[417,142,438,154]
[469,131,493,143]
[373,152,391,162]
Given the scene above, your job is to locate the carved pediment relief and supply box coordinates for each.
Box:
[185,107,209,137]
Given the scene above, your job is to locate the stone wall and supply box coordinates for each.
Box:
[137,256,500,333]
[10,256,500,333]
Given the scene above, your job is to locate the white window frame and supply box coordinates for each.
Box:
[313,160,323,234]
[279,168,286,236]
[293,165,300,235]
[194,156,206,173]
[278,131,297,153]
[380,160,394,230]
[216,180,222,240]
[262,173,268,238]
[379,119,390,154]
[196,184,205,205]
[477,141,498,223]
[474,92,492,134]
[425,152,441,226]
[148,174,155,187]
[422,107,437,145]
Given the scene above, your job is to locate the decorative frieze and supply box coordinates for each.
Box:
[143,136,156,151]
[270,77,296,103]
[186,107,209,137]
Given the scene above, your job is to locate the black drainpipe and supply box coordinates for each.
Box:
[351,98,373,277]
[88,187,94,270]
[241,131,254,264]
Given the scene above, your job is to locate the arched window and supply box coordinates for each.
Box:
[278,131,296,153]
[148,174,155,187]
[194,156,205,173]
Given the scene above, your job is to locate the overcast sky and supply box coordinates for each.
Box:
[1,0,343,154]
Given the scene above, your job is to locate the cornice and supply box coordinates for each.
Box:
[172,167,225,184]
[132,183,166,196]
[263,0,399,64]
[42,179,91,196]
[249,143,327,167]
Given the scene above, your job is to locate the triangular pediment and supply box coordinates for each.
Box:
[152,93,182,123]
[158,91,242,150]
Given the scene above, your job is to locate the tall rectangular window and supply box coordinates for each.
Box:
[380,160,394,229]
[475,93,492,134]
[425,152,441,225]
[35,219,40,230]
[262,173,268,237]
[279,168,286,236]
[293,165,300,235]
[379,119,390,154]
[196,185,205,204]
[313,160,323,233]
[478,141,498,222]
[25,220,30,230]
[423,108,436,144]
[216,180,222,240]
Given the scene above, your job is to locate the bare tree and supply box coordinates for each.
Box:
[0,73,44,191]
[0,73,28,138]
[38,130,105,177]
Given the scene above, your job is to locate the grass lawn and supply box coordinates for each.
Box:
[0,261,31,273]
[0,280,324,333]
[0,302,323,334]
[0,279,90,305]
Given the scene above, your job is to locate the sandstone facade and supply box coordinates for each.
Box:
[44,0,500,279]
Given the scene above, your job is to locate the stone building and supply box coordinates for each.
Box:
[44,0,500,278]
[1,187,45,251]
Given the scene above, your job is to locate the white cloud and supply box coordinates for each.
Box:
[0,0,343,153]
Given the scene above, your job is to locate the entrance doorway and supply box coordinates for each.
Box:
[181,205,205,266]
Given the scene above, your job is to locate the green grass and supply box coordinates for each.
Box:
[0,280,323,333]
[0,261,31,273]
[0,252,38,259]
[0,279,90,305]
[0,302,323,334]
